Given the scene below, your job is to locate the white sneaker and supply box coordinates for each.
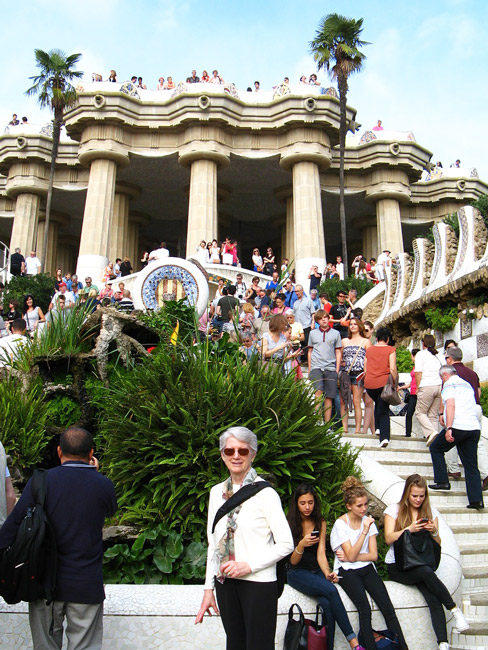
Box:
[451,606,469,633]
[379,439,389,448]
[375,428,380,436]
[438,643,449,650]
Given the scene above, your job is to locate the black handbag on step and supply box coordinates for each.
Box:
[283,603,327,650]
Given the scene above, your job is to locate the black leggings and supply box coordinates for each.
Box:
[338,564,407,650]
[215,578,278,650]
[405,395,417,437]
[387,563,455,644]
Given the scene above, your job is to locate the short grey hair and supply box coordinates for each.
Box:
[445,346,463,362]
[219,426,258,453]
[439,364,456,378]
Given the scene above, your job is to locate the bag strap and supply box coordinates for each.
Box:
[315,604,326,628]
[211,481,272,533]
[30,468,48,506]
[288,603,305,624]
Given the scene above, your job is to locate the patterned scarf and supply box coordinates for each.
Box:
[215,467,258,583]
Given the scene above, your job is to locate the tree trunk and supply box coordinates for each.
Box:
[41,108,62,273]
[337,72,349,276]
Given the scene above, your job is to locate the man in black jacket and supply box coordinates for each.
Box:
[0,427,117,650]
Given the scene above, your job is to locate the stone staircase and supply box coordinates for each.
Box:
[343,419,488,650]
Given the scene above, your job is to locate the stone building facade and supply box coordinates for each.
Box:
[0,82,486,282]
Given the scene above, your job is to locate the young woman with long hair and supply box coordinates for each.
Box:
[384,474,468,650]
[287,485,365,650]
[414,334,444,445]
[341,318,371,434]
[330,477,409,650]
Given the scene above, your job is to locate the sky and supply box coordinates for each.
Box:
[2,0,488,180]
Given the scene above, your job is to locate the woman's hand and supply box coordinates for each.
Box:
[195,589,219,624]
[326,571,339,583]
[362,515,375,532]
[335,548,346,561]
[299,532,320,548]
[219,560,251,579]
[407,519,430,533]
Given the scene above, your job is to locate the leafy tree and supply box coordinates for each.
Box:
[26,49,83,271]
[310,14,369,274]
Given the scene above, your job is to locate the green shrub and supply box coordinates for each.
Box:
[137,299,197,344]
[481,386,488,418]
[44,396,83,429]
[3,273,54,313]
[318,275,373,302]
[103,522,206,584]
[97,341,359,535]
[0,378,49,473]
[425,305,458,333]
[396,346,413,373]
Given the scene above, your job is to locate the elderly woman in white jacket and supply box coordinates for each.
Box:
[195,426,294,650]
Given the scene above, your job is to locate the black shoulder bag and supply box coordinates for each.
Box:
[394,529,441,572]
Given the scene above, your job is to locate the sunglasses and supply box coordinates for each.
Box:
[223,448,250,457]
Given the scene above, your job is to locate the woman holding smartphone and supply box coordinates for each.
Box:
[330,477,409,650]
[384,474,468,650]
[287,485,365,650]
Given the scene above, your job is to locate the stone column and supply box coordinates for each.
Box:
[280,129,331,287]
[10,193,42,256]
[127,212,150,272]
[57,237,78,276]
[353,216,378,261]
[77,158,118,282]
[109,184,140,264]
[376,199,404,254]
[36,212,69,275]
[275,187,294,262]
[179,128,230,259]
[6,161,49,258]
[365,169,411,256]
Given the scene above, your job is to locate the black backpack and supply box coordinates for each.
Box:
[0,469,57,604]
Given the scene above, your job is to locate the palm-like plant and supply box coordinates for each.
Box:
[26,49,83,271]
[310,14,369,273]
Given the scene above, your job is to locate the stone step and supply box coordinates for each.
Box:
[450,622,488,648]
[355,446,435,462]
[445,523,488,543]
[439,506,487,525]
[464,594,488,619]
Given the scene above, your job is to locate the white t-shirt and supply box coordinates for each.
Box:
[204,478,294,589]
[25,256,41,274]
[0,333,27,367]
[414,349,443,387]
[330,514,379,571]
[336,262,344,280]
[442,375,480,431]
[149,247,169,260]
[384,503,441,564]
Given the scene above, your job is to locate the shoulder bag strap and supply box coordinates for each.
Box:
[30,468,48,506]
[212,481,271,533]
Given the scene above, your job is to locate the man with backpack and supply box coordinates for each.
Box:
[0,426,117,649]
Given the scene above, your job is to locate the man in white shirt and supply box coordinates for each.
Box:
[148,242,170,261]
[0,319,27,367]
[49,283,75,310]
[429,365,483,509]
[375,250,391,282]
[335,256,344,280]
[25,251,42,275]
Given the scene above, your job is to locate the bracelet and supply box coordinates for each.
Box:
[431,529,439,537]
[295,547,304,555]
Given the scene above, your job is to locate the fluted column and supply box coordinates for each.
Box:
[376,199,404,254]
[280,129,331,287]
[10,193,41,256]
[186,159,218,257]
[365,169,410,256]
[36,211,69,275]
[109,183,141,264]
[77,158,117,281]
[291,161,326,286]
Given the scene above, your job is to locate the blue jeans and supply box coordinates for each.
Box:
[287,569,356,650]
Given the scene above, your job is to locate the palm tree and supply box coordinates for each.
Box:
[26,49,83,271]
[310,14,368,274]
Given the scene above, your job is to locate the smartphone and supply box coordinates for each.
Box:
[419,517,429,523]
[311,530,320,538]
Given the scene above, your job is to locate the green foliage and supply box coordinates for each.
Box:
[103,522,206,584]
[3,274,54,313]
[44,396,82,429]
[424,305,458,333]
[418,212,459,244]
[471,194,488,226]
[138,299,197,344]
[481,386,488,419]
[396,346,413,373]
[97,341,359,534]
[467,291,488,307]
[318,275,373,302]
[0,378,49,473]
